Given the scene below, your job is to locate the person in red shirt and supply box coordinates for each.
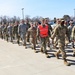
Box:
[37,18,50,58]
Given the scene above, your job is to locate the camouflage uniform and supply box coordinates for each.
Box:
[13,24,19,43]
[71,26,75,56]
[46,23,52,48]
[68,24,74,48]
[0,24,5,39]
[28,26,37,52]
[3,25,7,40]
[51,20,70,66]
[26,23,31,42]
[51,19,61,49]
[7,23,14,42]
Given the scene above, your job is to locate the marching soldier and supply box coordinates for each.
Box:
[26,20,31,42]
[5,22,9,42]
[18,20,28,48]
[68,21,74,48]
[0,22,5,39]
[13,21,19,43]
[52,19,61,49]
[27,23,37,52]
[51,20,70,66]
[7,23,14,42]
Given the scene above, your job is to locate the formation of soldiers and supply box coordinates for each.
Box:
[0,18,75,66]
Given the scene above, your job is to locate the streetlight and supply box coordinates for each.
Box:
[22,8,24,20]
[74,9,75,18]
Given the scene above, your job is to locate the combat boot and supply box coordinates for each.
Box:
[54,50,60,59]
[17,40,20,44]
[63,58,70,66]
[72,48,75,57]
[34,49,37,53]
[45,50,49,58]
[73,53,75,57]
[40,47,44,53]
[6,37,8,42]
[53,45,59,49]
[73,52,75,57]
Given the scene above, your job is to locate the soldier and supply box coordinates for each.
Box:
[68,21,74,48]
[52,19,61,49]
[51,20,70,66]
[25,20,31,42]
[5,22,9,42]
[13,21,19,43]
[44,18,52,48]
[7,23,14,42]
[37,18,49,58]
[71,25,75,56]
[0,22,5,39]
[64,21,69,47]
[27,23,37,52]
[18,20,28,48]
[3,24,7,40]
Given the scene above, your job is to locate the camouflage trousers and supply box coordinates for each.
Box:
[40,36,48,52]
[20,33,26,46]
[58,42,66,59]
[26,31,30,42]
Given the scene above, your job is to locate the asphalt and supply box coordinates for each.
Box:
[0,38,75,75]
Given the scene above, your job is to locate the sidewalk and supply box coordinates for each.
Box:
[0,39,75,75]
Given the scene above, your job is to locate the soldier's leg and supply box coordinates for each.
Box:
[23,34,27,48]
[17,35,20,44]
[71,41,75,56]
[32,37,37,53]
[47,37,50,47]
[0,32,1,38]
[73,50,75,56]
[72,41,74,48]
[3,32,5,39]
[10,33,13,42]
[72,47,75,56]
[40,37,44,53]
[53,37,59,49]
[1,32,3,39]
[44,37,49,58]
[27,31,30,42]
[13,33,15,40]
[60,46,70,66]
[54,50,61,59]
[6,34,9,42]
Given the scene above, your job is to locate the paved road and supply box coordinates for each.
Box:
[0,39,75,75]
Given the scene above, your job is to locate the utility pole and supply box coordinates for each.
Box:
[22,8,24,20]
[74,9,75,18]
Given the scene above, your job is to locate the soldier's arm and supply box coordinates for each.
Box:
[66,27,70,41]
[71,26,75,41]
[49,25,52,31]
[18,25,21,35]
[51,26,58,39]
[37,27,40,40]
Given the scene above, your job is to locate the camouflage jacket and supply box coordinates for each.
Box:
[51,25,70,44]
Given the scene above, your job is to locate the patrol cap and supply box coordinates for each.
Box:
[41,18,45,21]
[61,19,64,22]
[69,21,73,24]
